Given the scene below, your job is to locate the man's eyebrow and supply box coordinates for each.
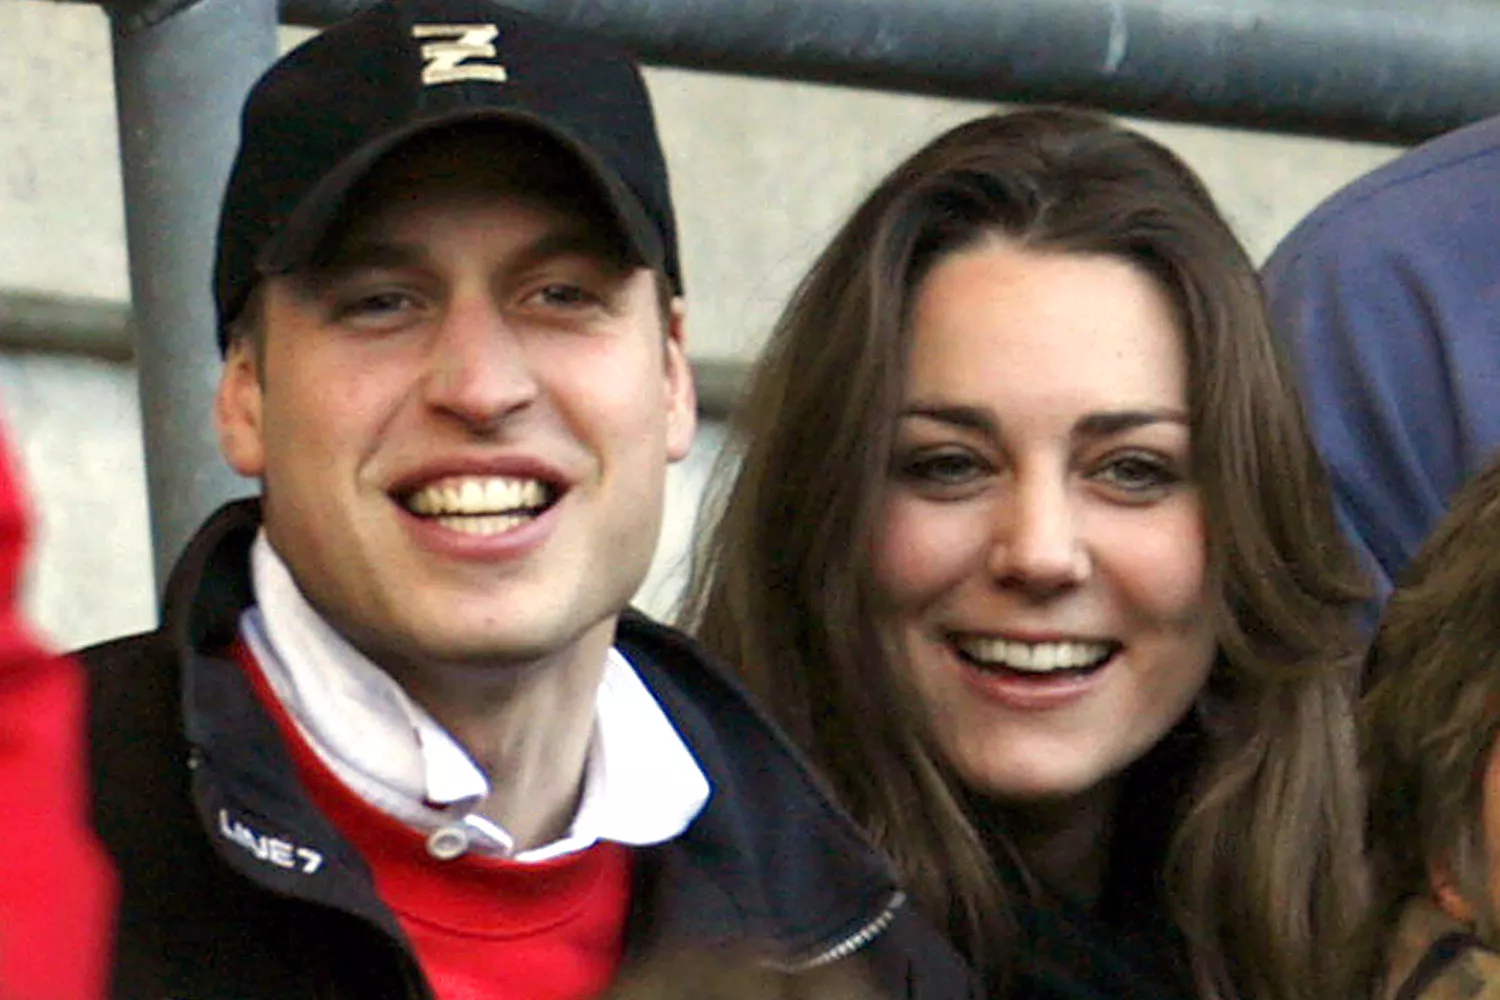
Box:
[307,227,630,282]
[307,240,425,278]
[501,230,636,287]
[518,228,628,271]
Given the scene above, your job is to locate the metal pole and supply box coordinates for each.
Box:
[0,293,133,361]
[274,0,1500,144]
[109,0,278,594]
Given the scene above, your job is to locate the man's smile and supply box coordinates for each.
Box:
[401,475,558,536]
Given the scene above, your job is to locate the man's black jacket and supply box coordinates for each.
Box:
[81,501,977,1000]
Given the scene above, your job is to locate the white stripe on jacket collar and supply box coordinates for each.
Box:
[240,530,709,863]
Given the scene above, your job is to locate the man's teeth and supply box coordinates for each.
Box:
[956,637,1114,673]
[406,477,548,517]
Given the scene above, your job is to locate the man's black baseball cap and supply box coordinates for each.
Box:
[213,0,681,350]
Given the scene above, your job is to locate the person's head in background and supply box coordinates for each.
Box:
[685,107,1369,999]
[1359,455,1500,999]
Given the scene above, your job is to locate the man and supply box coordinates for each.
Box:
[0,421,115,1000]
[80,2,974,998]
[1262,116,1500,602]
[1360,454,1500,1000]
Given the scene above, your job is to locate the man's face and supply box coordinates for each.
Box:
[216,131,695,679]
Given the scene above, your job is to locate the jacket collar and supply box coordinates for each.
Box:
[161,500,904,963]
[163,501,398,934]
[616,611,905,965]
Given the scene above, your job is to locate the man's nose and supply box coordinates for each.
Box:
[422,298,539,431]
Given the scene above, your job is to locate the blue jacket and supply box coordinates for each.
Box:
[1263,115,1500,599]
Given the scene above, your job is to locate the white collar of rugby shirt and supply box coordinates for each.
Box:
[240,531,710,862]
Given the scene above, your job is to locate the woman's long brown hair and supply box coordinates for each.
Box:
[682,108,1369,1000]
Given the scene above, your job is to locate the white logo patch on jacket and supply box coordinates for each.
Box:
[218,809,324,874]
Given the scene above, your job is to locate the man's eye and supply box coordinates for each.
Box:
[334,290,417,321]
[533,284,598,309]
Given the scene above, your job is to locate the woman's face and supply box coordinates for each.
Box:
[873,239,1217,805]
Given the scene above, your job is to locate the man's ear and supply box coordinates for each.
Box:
[216,337,267,478]
[1430,857,1478,924]
[663,297,697,463]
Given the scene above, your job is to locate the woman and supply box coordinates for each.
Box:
[683,109,1368,1000]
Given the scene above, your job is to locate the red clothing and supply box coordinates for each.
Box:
[235,641,632,1000]
[0,422,116,1000]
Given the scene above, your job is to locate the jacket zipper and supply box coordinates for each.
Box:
[779,890,907,972]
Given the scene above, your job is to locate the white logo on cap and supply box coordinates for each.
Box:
[413,23,509,86]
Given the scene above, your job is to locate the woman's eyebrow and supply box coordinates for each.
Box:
[1074,408,1189,440]
[901,405,1185,434]
[900,404,1000,438]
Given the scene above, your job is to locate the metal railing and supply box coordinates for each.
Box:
[39,0,1500,585]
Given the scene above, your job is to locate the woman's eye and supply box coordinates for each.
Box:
[901,450,988,486]
[1093,454,1180,496]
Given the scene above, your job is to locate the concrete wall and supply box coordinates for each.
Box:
[1,0,1401,649]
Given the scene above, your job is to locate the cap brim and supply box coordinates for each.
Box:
[256,107,666,282]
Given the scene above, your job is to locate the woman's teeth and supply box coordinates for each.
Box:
[955,636,1115,673]
[433,513,533,535]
